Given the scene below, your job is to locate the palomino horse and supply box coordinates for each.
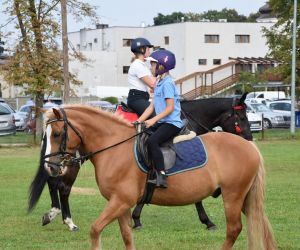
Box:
[42,106,276,250]
[28,94,252,231]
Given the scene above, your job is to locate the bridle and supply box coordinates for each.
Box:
[43,108,146,168]
[43,108,84,168]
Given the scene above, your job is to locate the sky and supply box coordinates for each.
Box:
[68,0,267,31]
[0,0,267,44]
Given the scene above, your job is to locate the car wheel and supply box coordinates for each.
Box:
[263,119,272,129]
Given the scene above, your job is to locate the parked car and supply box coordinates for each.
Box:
[267,100,293,116]
[245,101,290,129]
[0,102,26,130]
[0,103,16,136]
[86,101,116,112]
[17,104,35,119]
[246,112,262,132]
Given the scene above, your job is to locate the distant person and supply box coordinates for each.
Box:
[26,98,35,106]
[127,37,156,116]
[137,49,183,188]
[43,99,58,109]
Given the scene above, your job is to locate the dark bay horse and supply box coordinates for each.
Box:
[41,106,276,250]
[28,94,252,231]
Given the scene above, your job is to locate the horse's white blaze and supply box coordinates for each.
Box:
[45,125,52,170]
[64,217,78,231]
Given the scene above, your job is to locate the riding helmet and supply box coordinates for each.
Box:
[148,48,176,76]
[131,37,153,54]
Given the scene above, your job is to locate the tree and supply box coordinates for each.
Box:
[154,12,185,25]
[262,0,300,91]
[1,0,97,140]
[200,8,247,22]
[153,9,257,25]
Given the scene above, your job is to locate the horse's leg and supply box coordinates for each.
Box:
[42,178,61,226]
[131,203,145,229]
[221,198,243,250]
[59,185,78,231]
[90,198,134,250]
[118,209,135,250]
[195,201,217,230]
[59,165,80,231]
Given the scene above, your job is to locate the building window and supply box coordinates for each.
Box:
[205,35,219,43]
[164,36,169,45]
[94,38,98,43]
[88,43,92,50]
[123,39,133,47]
[198,59,207,65]
[123,66,130,74]
[235,35,250,43]
[153,46,161,51]
[213,59,221,65]
[76,44,80,50]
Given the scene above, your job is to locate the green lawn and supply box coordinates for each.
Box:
[0,139,299,249]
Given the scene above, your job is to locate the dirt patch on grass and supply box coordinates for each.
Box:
[72,187,98,195]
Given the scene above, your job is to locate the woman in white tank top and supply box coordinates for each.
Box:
[127,37,156,116]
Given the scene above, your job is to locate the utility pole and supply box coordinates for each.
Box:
[290,0,297,134]
[61,0,70,104]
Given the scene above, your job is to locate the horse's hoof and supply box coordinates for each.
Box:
[133,225,142,230]
[42,214,51,226]
[207,225,217,230]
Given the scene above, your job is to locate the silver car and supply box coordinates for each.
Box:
[0,103,16,136]
[246,102,290,129]
[1,102,26,130]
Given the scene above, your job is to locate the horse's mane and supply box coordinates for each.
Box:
[44,104,133,128]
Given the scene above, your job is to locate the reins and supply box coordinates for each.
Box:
[181,109,212,132]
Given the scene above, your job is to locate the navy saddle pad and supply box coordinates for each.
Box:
[134,136,208,176]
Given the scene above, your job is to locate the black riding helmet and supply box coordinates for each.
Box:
[131,37,153,54]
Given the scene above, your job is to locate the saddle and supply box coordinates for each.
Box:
[134,120,195,171]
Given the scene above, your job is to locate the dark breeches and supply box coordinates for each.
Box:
[147,123,181,171]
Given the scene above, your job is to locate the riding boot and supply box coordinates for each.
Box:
[147,170,168,188]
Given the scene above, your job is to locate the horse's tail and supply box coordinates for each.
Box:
[244,143,277,250]
[28,134,49,212]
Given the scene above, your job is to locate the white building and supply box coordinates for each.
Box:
[68,21,275,98]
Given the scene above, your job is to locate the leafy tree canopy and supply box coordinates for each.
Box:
[1,0,98,138]
[263,0,300,88]
[153,8,260,25]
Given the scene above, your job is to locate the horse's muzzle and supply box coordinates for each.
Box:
[45,162,67,177]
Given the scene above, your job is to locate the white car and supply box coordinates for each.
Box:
[1,102,26,130]
[267,100,293,116]
[246,112,262,132]
[246,101,290,129]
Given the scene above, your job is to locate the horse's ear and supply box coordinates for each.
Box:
[52,108,62,119]
[238,92,248,105]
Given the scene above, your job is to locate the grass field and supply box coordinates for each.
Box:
[0,139,299,249]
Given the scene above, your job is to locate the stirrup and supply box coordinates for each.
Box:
[147,171,168,188]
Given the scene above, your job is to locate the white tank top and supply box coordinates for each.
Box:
[128,59,151,92]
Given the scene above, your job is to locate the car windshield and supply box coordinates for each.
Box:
[0,104,11,115]
[1,103,15,113]
[251,104,271,112]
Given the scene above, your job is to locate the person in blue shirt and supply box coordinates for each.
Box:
[137,49,183,188]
